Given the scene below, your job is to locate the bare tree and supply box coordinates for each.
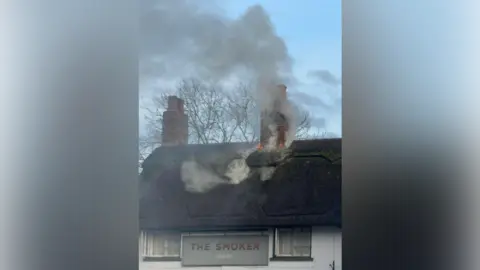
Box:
[139,78,319,162]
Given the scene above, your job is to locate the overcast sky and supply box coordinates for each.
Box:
[140,0,341,137]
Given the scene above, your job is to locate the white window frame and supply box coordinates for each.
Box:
[142,231,182,258]
[274,227,312,257]
[142,230,269,259]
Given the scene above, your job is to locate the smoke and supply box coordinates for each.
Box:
[141,0,293,82]
[260,86,297,149]
[180,145,284,193]
[259,167,276,181]
[181,160,227,193]
[307,69,341,87]
[181,147,256,193]
[141,0,296,125]
[224,148,256,184]
[143,0,299,192]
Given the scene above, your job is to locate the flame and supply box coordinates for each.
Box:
[257,142,285,150]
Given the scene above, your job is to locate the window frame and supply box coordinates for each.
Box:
[273,227,313,259]
[141,229,269,262]
[141,230,182,260]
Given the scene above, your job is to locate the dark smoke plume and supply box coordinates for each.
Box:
[140,0,301,192]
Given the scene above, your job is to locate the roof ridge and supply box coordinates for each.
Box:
[290,155,342,164]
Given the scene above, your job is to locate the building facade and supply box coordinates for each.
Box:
[139,93,342,270]
[139,227,341,270]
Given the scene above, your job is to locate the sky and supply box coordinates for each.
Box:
[140,0,342,137]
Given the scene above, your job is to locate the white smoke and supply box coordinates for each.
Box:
[180,147,256,193]
[259,167,276,181]
[263,124,279,151]
[180,140,293,192]
[181,160,227,193]
[224,148,256,184]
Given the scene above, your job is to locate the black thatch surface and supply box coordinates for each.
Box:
[245,149,289,167]
[140,138,341,230]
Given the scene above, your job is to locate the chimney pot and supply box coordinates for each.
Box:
[162,96,188,145]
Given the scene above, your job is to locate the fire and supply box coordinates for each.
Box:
[256,84,289,152]
[256,142,285,151]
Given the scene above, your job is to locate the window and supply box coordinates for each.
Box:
[275,227,312,257]
[142,231,181,258]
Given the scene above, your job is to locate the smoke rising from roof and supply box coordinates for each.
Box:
[181,147,256,193]
[141,0,299,192]
[141,0,298,136]
[141,0,297,133]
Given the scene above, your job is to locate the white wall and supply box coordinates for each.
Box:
[139,227,341,270]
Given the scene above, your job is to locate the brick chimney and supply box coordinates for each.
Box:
[258,84,288,149]
[162,96,188,145]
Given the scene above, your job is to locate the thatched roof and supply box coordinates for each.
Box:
[140,139,341,230]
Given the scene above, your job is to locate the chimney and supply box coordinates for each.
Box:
[258,84,288,150]
[162,96,188,145]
